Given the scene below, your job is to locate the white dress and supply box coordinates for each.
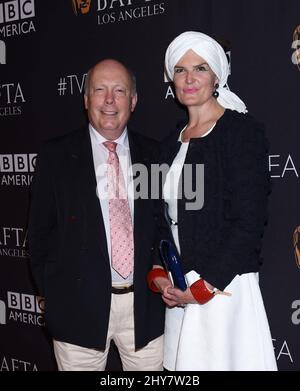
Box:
[163,127,277,371]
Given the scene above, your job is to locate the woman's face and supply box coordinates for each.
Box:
[173,49,218,108]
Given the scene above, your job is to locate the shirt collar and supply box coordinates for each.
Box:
[178,123,216,143]
[89,124,129,150]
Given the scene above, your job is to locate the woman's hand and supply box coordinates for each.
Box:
[153,275,173,293]
[162,287,198,307]
[203,280,214,291]
[150,266,173,297]
[162,279,227,307]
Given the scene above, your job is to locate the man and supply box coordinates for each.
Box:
[28,59,164,371]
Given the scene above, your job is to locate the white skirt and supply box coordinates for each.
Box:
[164,270,278,371]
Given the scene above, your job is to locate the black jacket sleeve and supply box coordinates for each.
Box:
[200,117,271,290]
[28,142,57,296]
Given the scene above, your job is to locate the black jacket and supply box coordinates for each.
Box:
[28,127,165,349]
[157,109,270,291]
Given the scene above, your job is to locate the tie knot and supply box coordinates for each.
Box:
[103,141,117,153]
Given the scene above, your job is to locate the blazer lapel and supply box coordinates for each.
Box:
[68,127,109,261]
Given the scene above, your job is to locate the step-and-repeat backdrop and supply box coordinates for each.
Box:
[0,0,299,371]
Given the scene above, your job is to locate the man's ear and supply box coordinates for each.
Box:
[84,94,88,110]
[130,93,138,112]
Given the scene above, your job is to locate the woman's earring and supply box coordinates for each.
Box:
[212,83,219,98]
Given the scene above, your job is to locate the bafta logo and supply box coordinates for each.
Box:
[293,226,300,268]
[72,0,92,15]
[292,26,300,71]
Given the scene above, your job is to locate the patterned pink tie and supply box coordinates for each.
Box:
[103,141,134,279]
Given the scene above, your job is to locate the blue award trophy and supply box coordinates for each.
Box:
[159,240,187,291]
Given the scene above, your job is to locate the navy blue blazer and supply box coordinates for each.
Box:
[28,127,165,349]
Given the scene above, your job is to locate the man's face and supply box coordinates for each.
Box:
[84,60,137,140]
[73,0,91,15]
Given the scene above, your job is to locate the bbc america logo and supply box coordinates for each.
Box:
[0,0,35,24]
[0,291,44,327]
[0,154,36,186]
[0,0,36,38]
[7,291,44,313]
[0,154,36,172]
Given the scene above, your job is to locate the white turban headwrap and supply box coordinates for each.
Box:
[165,31,247,113]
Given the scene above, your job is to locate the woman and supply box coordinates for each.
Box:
[147,31,277,371]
